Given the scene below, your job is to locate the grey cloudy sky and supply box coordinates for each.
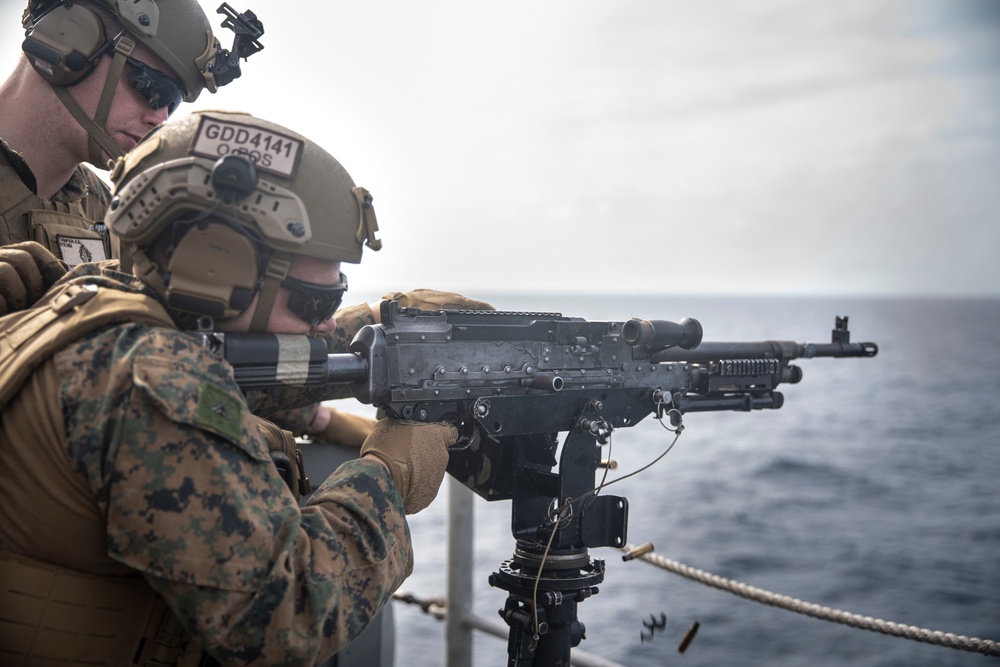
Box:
[3,0,999,298]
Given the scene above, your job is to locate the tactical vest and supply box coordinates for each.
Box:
[0,145,116,266]
[0,278,308,666]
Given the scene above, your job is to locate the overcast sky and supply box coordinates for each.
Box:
[3,0,999,298]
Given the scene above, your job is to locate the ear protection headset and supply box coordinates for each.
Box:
[21,2,118,87]
[165,217,262,318]
[160,155,267,320]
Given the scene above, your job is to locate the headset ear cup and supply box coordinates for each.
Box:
[22,3,107,86]
[165,222,262,319]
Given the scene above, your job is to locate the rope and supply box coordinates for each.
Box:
[393,591,447,620]
[620,543,1000,657]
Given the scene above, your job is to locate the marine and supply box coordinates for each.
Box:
[0,110,459,666]
[0,0,261,265]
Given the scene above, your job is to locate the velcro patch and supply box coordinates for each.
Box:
[189,116,304,179]
[57,235,109,265]
[196,383,245,443]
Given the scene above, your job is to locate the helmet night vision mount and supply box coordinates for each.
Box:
[209,2,263,87]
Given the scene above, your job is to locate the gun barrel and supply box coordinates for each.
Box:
[224,333,331,387]
[651,340,877,363]
[220,333,368,388]
[804,342,879,358]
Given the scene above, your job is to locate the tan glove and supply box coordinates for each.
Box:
[0,242,68,315]
[360,419,458,514]
[311,406,378,448]
[381,289,494,311]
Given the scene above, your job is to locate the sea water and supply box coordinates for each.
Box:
[383,294,1000,667]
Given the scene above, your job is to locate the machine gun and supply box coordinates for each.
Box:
[202,301,878,666]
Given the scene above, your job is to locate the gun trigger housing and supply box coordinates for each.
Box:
[449,420,480,452]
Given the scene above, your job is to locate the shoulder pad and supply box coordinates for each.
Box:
[130,334,268,463]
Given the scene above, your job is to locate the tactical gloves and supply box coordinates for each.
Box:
[310,406,378,448]
[0,242,67,316]
[360,419,458,514]
[381,289,494,311]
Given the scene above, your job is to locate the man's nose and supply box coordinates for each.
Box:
[144,105,170,127]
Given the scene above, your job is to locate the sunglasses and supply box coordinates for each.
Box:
[281,272,349,327]
[125,57,185,115]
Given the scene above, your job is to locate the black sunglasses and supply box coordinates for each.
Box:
[281,272,349,327]
[125,56,184,115]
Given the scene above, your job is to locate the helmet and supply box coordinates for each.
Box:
[21,0,263,163]
[21,0,261,100]
[106,110,382,329]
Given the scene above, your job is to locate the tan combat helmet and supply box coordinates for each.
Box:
[106,110,382,331]
[21,0,264,165]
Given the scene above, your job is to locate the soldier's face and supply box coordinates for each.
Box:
[219,255,344,335]
[67,42,177,161]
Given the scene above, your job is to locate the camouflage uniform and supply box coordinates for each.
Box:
[0,136,116,264]
[0,265,412,665]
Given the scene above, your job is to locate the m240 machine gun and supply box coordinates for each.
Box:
[206,302,878,666]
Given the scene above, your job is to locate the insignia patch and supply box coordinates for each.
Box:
[196,383,244,442]
[56,236,108,265]
[189,116,304,179]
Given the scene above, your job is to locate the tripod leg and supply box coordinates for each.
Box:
[500,596,542,667]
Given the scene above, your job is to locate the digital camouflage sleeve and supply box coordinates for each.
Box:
[50,291,411,664]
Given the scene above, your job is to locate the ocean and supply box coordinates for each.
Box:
[335,294,1000,667]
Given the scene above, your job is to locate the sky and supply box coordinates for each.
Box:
[2,0,999,298]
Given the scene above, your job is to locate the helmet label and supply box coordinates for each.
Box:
[189,116,304,179]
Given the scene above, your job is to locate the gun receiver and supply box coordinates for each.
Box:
[201,302,877,667]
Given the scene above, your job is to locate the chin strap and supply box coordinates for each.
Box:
[130,248,168,295]
[248,252,291,332]
[50,36,136,169]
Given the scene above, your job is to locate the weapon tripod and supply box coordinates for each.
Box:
[484,405,628,667]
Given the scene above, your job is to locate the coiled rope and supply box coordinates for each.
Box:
[620,543,1000,657]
